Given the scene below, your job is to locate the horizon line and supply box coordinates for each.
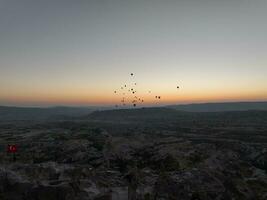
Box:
[1,100,267,109]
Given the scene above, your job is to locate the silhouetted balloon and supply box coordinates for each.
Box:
[113,73,179,108]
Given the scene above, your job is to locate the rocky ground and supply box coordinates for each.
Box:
[0,109,267,199]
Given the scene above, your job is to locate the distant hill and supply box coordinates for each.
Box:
[86,107,267,128]
[1,101,267,121]
[88,107,181,121]
[0,106,97,121]
[167,102,267,112]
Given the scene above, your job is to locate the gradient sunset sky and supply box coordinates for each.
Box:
[1,0,267,107]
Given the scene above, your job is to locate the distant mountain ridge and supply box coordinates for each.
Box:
[0,106,96,121]
[167,101,267,112]
[1,101,267,121]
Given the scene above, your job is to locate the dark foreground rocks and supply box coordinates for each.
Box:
[1,136,267,200]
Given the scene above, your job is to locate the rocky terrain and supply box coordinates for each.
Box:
[0,108,267,199]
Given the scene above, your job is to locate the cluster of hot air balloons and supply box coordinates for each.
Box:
[114,73,180,108]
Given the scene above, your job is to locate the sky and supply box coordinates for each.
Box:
[0,0,267,107]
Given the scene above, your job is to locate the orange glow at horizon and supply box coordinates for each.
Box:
[1,89,267,107]
[1,73,267,106]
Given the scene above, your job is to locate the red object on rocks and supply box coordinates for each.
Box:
[7,145,17,153]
